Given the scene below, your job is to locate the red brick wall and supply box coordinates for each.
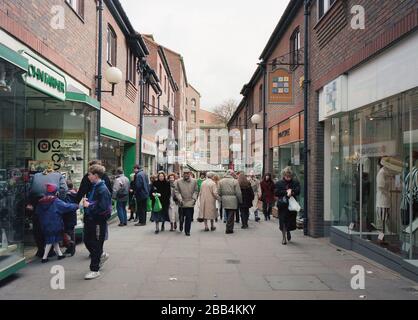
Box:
[0,0,140,128]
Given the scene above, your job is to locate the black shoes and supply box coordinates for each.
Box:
[161,224,165,232]
[58,255,66,261]
[179,225,183,232]
[135,223,146,226]
[255,217,261,222]
[155,230,159,234]
[204,227,210,232]
[41,258,48,263]
[287,231,291,241]
[225,230,234,234]
[282,239,287,245]
[185,233,190,236]
[211,226,216,231]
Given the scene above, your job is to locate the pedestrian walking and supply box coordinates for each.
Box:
[134,165,150,226]
[239,174,255,229]
[150,172,171,234]
[27,165,68,258]
[213,174,221,223]
[199,172,220,232]
[260,173,275,221]
[75,160,112,203]
[63,180,78,256]
[128,173,137,221]
[35,183,79,263]
[82,164,112,280]
[174,168,198,236]
[275,166,301,245]
[248,171,261,222]
[168,173,179,231]
[197,172,206,192]
[218,169,242,234]
[112,167,130,227]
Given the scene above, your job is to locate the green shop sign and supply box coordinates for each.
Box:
[21,51,67,101]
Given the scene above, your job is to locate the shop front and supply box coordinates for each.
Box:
[322,32,418,281]
[0,40,100,279]
[271,113,304,205]
[142,137,156,177]
[100,109,137,180]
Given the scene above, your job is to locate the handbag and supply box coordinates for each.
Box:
[277,196,288,209]
[288,196,301,212]
[153,195,162,212]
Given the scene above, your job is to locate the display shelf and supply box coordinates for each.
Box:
[0,244,18,257]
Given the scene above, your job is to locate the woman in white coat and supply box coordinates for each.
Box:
[198,172,220,232]
[168,173,179,231]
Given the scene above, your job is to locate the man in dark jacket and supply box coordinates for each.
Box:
[75,160,112,204]
[134,165,150,226]
[82,164,112,280]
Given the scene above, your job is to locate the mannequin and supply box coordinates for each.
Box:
[401,156,418,226]
[376,165,391,233]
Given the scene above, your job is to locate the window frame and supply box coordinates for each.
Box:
[191,110,197,123]
[126,47,136,85]
[107,25,117,67]
[318,0,337,20]
[65,0,85,20]
[290,27,301,70]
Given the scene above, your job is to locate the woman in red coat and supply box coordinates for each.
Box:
[260,173,275,221]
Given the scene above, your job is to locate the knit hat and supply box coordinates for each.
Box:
[46,183,58,194]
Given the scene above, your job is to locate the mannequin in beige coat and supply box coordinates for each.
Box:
[199,172,220,231]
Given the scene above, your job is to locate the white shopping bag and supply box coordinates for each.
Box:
[288,196,301,212]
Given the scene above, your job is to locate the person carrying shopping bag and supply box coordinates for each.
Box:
[275,166,301,245]
[150,172,171,234]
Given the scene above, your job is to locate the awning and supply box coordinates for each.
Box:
[187,162,226,173]
[0,43,28,71]
[66,91,100,110]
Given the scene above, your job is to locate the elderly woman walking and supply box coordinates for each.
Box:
[168,173,179,231]
[199,172,220,232]
[239,174,255,229]
[275,166,301,245]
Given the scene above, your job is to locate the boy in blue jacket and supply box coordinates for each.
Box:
[36,183,79,263]
[82,164,112,280]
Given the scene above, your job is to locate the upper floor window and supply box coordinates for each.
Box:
[66,0,84,19]
[259,85,263,111]
[107,25,117,66]
[318,0,336,19]
[186,98,188,105]
[127,47,136,84]
[191,110,196,123]
[290,28,301,69]
[159,64,162,82]
[191,98,197,107]
[200,120,204,124]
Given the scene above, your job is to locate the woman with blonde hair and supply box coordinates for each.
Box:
[275,166,301,245]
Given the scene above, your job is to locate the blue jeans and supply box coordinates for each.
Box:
[116,201,128,224]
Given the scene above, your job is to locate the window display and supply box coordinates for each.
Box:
[329,88,418,259]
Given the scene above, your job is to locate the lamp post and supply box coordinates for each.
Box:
[250,113,264,176]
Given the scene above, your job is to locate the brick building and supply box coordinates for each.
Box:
[227,0,418,280]
[0,0,148,279]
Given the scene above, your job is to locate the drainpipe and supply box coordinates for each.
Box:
[138,58,146,167]
[96,0,104,159]
[262,65,267,177]
[303,0,312,236]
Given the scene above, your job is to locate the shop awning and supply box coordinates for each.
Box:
[66,91,101,110]
[0,43,28,71]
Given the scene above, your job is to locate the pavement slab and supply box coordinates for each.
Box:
[0,217,417,300]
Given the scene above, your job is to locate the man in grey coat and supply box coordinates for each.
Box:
[174,168,198,236]
[112,167,130,226]
[218,169,242,234]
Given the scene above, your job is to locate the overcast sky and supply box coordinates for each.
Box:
[120,0,288,110]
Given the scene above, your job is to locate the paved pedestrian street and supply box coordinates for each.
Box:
[1,216,417,300]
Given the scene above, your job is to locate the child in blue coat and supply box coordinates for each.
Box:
[36,183,79,263]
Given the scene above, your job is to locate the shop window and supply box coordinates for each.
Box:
[328,89,418,259]
[127,47,136,84]
[107,25,117,66]
[290,28,301,69]
[66,0,84,19]
[318,0,336,19]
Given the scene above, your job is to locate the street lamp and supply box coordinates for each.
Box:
[104,67,123,95]
[251,113,262,128]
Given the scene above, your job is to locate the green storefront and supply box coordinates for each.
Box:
[0,41,100,281]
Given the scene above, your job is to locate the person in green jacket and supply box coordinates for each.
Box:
[197,172,206,193]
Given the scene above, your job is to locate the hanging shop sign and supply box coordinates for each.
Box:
[21,51,66,101]
[142,138,157,156]
[319,75,348,121]
[268,68,293,104]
